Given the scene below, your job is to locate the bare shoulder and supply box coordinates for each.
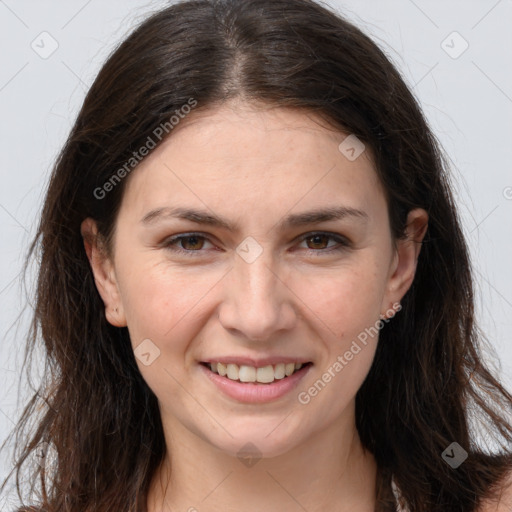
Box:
[479,470,512,512]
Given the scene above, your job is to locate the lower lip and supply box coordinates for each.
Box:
[199,363,312,403]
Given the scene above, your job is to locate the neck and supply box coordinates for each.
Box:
[147,405,378,512]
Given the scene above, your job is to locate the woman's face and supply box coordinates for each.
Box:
[83,101,426,458]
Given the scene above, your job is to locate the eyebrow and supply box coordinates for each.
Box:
[140,205,368,232]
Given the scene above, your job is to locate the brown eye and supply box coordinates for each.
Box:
[164,233,215,255]
[305,234,330,250]
[179,235,205,250]
[297,232,350,254]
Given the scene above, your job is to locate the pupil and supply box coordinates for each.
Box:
[309,235,327,249]
[183,236,202,250]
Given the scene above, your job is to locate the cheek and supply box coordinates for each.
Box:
[294,267,383,420]
[118,263,223,402]
[291,260,387,340]
[117,259,224,350]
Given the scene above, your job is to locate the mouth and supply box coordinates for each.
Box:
[200,361,313,385]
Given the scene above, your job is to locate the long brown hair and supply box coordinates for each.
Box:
[1,0,511,510]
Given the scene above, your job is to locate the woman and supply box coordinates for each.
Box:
[1,0,511,510]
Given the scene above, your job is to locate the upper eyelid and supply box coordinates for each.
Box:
[164,231,349,250]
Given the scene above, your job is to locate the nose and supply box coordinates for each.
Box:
[217,248,297,342]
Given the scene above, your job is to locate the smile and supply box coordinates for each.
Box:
[200,361,313,384]
[199,360,313,403]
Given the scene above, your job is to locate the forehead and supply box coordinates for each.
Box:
[118,101,385,225]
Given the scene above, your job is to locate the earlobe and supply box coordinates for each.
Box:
[80,218,127,327]
[382,208,428,316]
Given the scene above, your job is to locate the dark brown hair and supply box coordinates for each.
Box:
[1,0,511,510]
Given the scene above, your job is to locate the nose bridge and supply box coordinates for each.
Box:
[219,240,296,340]
[239,249,278,304]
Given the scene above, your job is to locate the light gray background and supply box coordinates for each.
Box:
[1,0,511,501]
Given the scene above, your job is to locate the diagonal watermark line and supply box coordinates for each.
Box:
[0,407,16,426]
[0,62,29,92]
[0,270,22,296]
[412,62,439,89]
[264,410,295,438]
[407,0,439,28]
[266,164,337,236]
[163,268,233,337]
[35,390,59,416]
[475,268,512,310]
[472,61,512,105]
[469,204,499,234]
[462,202,479,231]
[61,60,88,89]
[162,496,176,512]
[61,0,93,29]
[263,263,339,338]
[0,0,29,28]
[163,367,234,438]
[201,471,234,502]
[0,203,29,233]
[471,0,503,30]
[266,471,309,511]
[162,162,227,221]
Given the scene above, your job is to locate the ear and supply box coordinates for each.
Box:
[381,208,428,318]
[80,218,127,327]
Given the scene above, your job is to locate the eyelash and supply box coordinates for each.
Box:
[162,232,350,257]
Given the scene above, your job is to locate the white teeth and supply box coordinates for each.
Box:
[256,365,275,383]
[226,364,239,380]
[217,362,227,376]
[238,365,256,382]
[274,363,285,379]
[285,363,295,376]
[207,361,307,383]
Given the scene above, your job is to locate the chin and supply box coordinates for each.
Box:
[203,418,307,460]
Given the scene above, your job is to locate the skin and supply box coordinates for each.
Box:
[81,100,429,512]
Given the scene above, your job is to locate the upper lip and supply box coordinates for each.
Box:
[201,356,312,367]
